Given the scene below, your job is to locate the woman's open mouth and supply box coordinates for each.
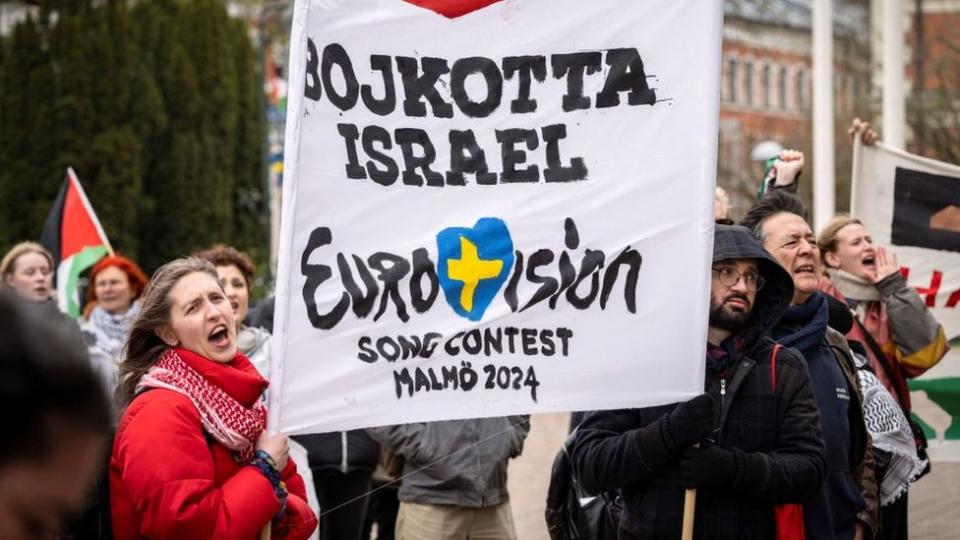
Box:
[208,324,230,347]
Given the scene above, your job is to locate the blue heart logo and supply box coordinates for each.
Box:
[436,218,515,321]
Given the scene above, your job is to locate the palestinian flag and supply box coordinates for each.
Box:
[40,168,113,317]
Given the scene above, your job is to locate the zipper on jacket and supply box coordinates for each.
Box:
[716,359,756,441]
[340,431,348,474]
[718,372,728,441]
[711,372,727,442]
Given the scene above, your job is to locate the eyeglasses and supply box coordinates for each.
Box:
[712,267,765,291]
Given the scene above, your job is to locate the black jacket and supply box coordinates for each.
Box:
[570,225,827,539]
[294,430,380,475]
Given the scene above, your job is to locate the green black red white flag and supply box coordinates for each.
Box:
[40,167,113,317]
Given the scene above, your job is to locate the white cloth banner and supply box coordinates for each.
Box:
[271,0,722,434]
[851,140,960,460]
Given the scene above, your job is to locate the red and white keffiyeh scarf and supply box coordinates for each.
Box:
[138,348,266,460]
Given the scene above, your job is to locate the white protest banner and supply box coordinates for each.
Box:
[271,0,722,434]
[851,140,960,461]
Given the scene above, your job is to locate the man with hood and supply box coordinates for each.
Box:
[570,224,826,539]
[740,191,878,539]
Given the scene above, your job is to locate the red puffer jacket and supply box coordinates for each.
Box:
[109,351,317,540]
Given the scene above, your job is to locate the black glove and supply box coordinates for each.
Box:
[679,445,739,489]
[665,394,715,451]
[632,394,715,472]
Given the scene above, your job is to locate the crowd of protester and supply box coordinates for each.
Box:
[0,118,950,540]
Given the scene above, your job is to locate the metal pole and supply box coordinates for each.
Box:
[883,0,906,149]
[813,0,835,232]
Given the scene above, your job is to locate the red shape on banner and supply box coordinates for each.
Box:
[403,0,502,18]
[946,288,960,308]
[904,267,944,307]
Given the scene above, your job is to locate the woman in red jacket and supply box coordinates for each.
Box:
[109,257,317,540]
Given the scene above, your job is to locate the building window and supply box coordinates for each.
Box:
[744,61,754,106]
[796,69,806,111]
[762,64,771,108]
[779,66,788,110]
[727,58,738,103]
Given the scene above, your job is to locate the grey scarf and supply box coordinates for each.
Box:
[88,300,140,358]
[829,269,881,302]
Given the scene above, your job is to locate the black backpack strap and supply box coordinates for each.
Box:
[852,318,931,469]
[853,317,907,406]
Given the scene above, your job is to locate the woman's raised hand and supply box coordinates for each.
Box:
[873,246,900,283]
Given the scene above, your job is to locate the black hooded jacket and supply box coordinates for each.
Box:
[570,225,826,539]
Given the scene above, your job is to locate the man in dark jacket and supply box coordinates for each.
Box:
[570,224,826,539]
[741,191,878,539]
[368,415,529,539]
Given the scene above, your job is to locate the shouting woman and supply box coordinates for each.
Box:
[109,258,317,539]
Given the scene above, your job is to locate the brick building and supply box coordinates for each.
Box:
[905,0,960,163]
[719,0,871,218]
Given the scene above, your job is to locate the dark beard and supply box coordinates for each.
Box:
[709,299,751,332]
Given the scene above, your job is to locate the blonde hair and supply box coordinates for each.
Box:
[115,257,219,409]
[818,215,863,263]
[0,242,54,283]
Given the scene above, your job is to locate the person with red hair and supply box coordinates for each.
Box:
[81,255,149,393]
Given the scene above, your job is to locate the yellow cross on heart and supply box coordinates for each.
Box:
[447,236,503,311]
